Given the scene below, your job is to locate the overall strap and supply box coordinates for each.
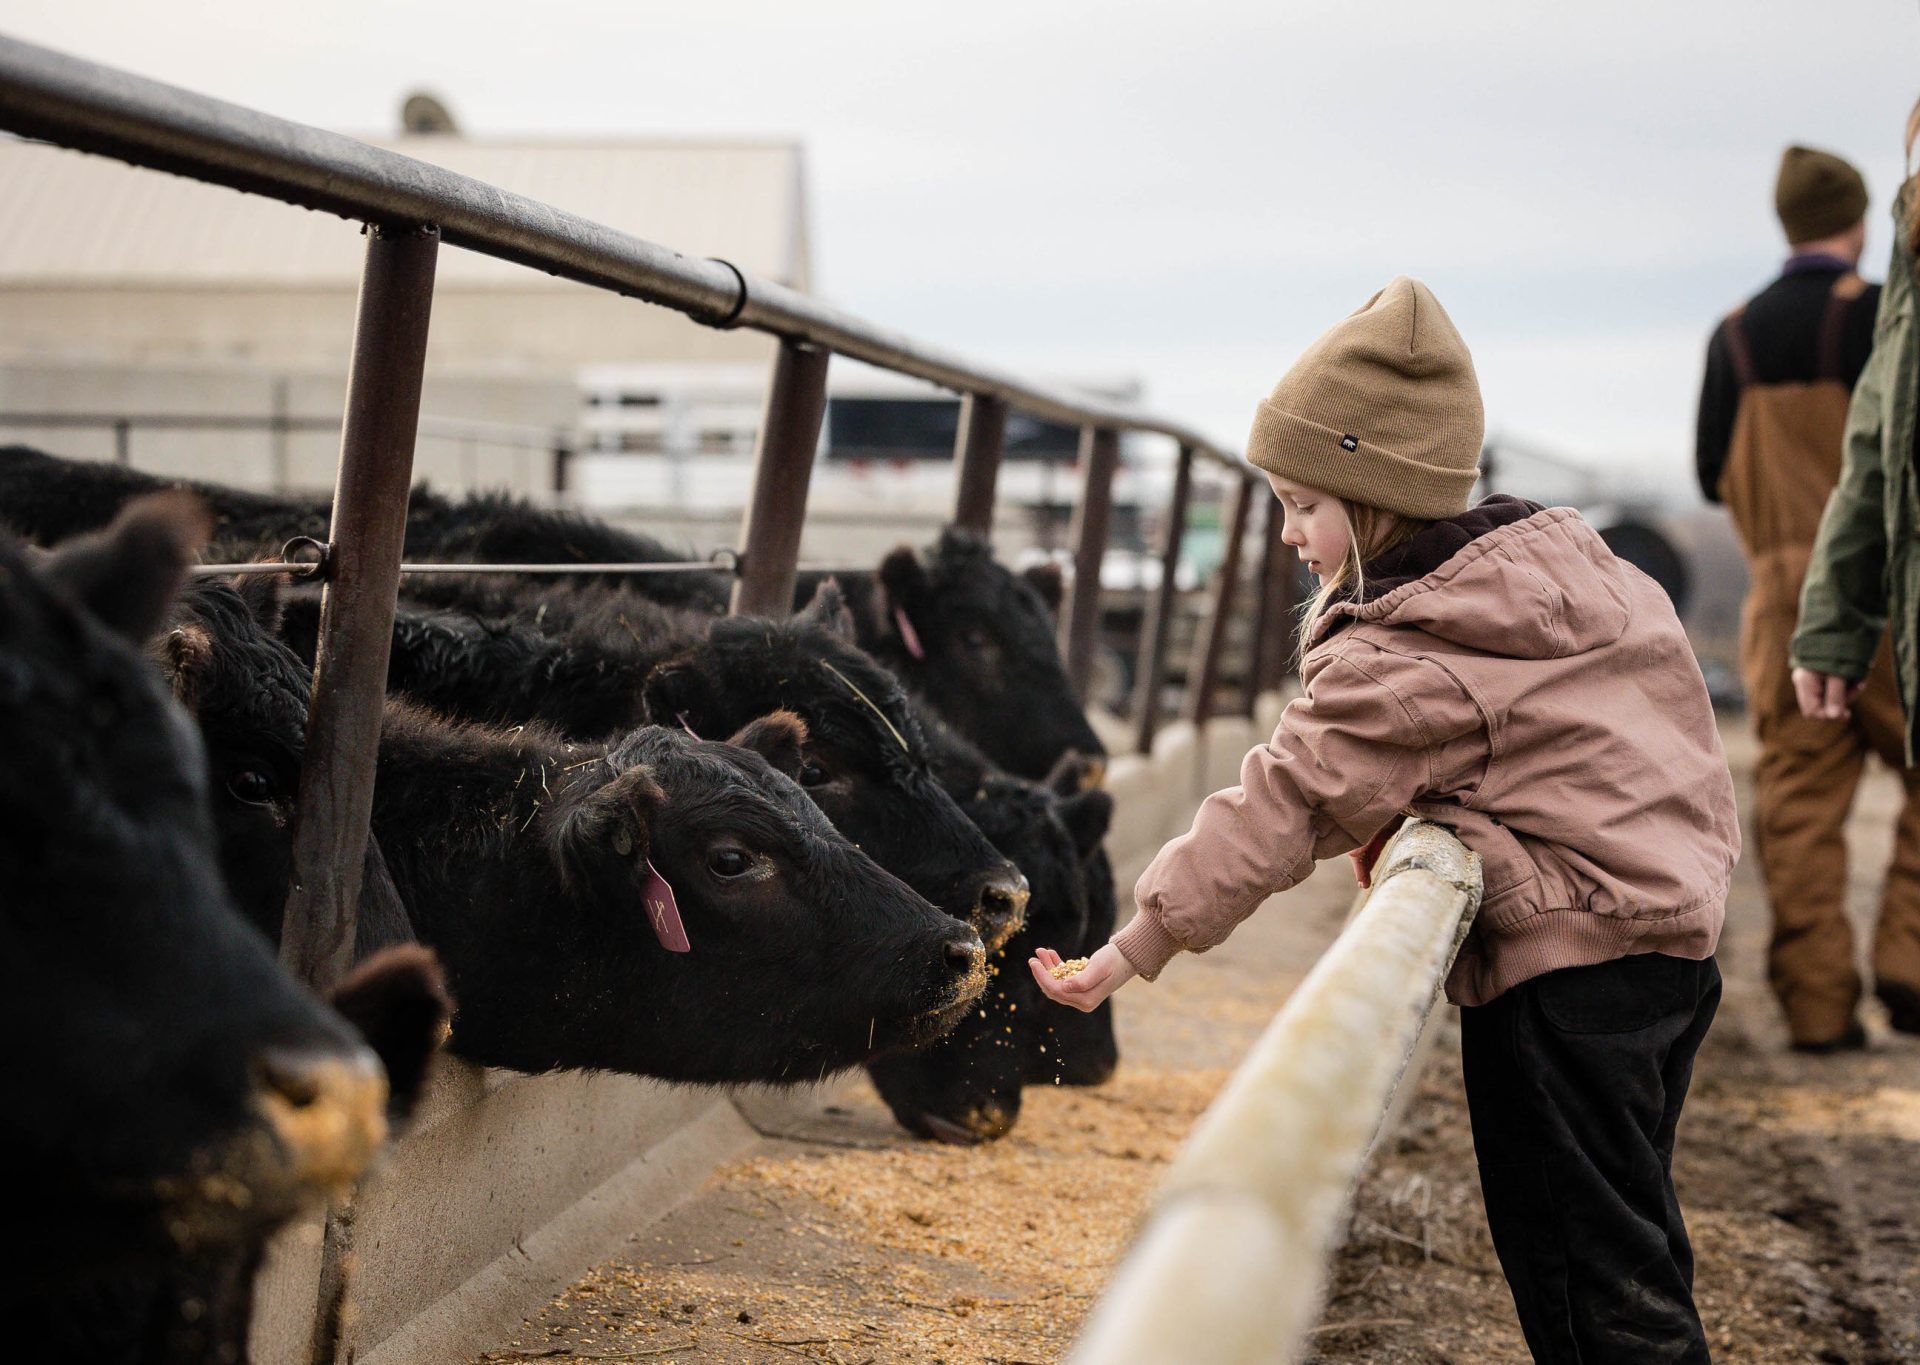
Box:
[1721,306,1758,387]
[1817,271,1869,382]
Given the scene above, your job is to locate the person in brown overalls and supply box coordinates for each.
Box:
[1696,145,1920,1050]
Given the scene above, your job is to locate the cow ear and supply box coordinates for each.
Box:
[1045,749,1103,797]
[39,491,210,644]
[233,569,288,635]
[1022,561,1064,614]
[1055,788,1114,859]
[155,621,215,710]
[797,578,856,643]
[876,545,928,611]
[326,944,452,1126]
[727,709,808,781]
[641,656,713,734]
[551,764,667,883]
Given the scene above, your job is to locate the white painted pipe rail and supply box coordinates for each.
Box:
[1068,821,1481,1365]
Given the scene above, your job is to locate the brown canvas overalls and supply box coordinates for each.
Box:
[1720,272,1920,1042]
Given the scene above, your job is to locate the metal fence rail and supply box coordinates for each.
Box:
[1067,822,1481,1365]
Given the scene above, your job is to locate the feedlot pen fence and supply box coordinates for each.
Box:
[0,31,1317,1363]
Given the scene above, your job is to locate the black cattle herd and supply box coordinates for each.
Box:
[0,443,1118,1358]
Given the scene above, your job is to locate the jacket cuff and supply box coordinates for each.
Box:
[1111,908,1183,982]
[1788,639,1872,680]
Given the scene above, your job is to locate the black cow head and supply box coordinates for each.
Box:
[639,585,1030,952]
[0,498,401,1282]
[867,772,1114,1143]
[25,943,453,1361]
[866,528,1105,781]
[155,572,411,956]
[428,715,987,1084]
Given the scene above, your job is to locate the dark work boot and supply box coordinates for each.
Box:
[1875,980,1920,1035]
[1788,1021,1867,1054]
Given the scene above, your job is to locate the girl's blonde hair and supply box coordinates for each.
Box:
[1906,96,1920,254]
[1295,498,1425,661]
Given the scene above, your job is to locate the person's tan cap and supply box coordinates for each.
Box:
[1247,277,1484,521]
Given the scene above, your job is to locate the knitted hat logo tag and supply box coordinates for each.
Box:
[1339,434,1359,452]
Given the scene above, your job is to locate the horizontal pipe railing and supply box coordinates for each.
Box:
[0,32,1242,471]
[1068,822,1481,1365]
[0,410,567,448]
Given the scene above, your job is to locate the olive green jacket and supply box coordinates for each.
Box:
[1792,186,1920,762]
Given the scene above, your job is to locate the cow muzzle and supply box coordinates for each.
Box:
[252,1045,389,1200]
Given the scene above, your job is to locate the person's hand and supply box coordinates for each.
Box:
[1029,943,1136,1012]
[1791,667,1866,721]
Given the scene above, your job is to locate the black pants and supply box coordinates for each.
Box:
[1460,952,1721,1364]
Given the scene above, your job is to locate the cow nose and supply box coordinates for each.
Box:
[974,869,1030,951]
[942,930,986,978]
[253,1046,389,1197]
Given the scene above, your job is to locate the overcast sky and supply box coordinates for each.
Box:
[8,0,1920,502]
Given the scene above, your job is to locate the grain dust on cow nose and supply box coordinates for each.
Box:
[253,1047,389,1197]
[975,870,1030,950]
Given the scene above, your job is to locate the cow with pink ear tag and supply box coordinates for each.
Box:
[366,703,988,1084]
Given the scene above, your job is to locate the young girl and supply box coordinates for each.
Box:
[1032,277,1739,1364]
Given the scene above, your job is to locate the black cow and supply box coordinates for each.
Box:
[798,528,1105,782]
[37,946,452,1364]
[868,768,1114,1143]
[158,574,411,956]
[0,444,323,551]
[864,712,1116,1142]
[371,703,986,1082]
[0,499,447,1337]
[297,576,1031,952]
[0,445,727,609]
[1035,751,1122,1089]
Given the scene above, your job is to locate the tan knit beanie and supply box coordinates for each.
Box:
[1247,277,1483,521]
[1775,146,1867,244]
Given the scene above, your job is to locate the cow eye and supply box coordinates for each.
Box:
[798,761,829,788]
[961,626,992,649]
[226,768,275,805]
[707,848,752,878]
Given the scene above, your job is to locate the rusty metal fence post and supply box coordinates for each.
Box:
[1131,444,1194,752]
[952,392,1007,535]
[1183,473,1254,726]
[274,222,437,1365]
[280,222,438,990]
[731,339,830,617]
[1061,426,1120,705]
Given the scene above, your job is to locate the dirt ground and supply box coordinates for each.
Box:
[475,725,1918,1364]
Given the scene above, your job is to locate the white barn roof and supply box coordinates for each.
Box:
[0,133,810,290]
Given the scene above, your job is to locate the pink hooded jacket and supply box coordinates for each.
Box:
[1113,503,1739,1006]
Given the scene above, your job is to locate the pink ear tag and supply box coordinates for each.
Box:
[642,859,691,953]
[893,607,926,660]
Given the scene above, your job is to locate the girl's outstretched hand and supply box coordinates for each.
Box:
[1029,943,1137,1012]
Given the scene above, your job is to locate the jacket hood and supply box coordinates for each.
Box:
[1314,504,1637,661]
